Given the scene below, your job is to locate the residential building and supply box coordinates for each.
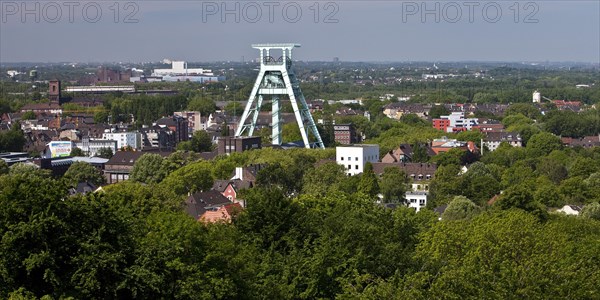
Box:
[422,74,448,80]
[174,111,203,134]
[335,107,364,117]
[382,144,414,163]
[102,131,142,150]
[140,125,175,150]
[155,116,189,144]
[552,100,582,112]
[75,137,118,157]
[483,132,522,151]
[372,162,437,192]
[25,130,59,154]
[59,130,80,141]
[562,135,600,148]
[372,161,437,211]
[103,151,146,184]
[306,99,324,111]
[433,112,478,132]
[20,119,50,131]
[184,190,233,220]
[430,137,471,154]
[333,123,361,145]
[406,191,428,212]
[200,203,242,223]
[336,144,379,176]
[383,103,429,120]
[213,179,252,205]
[432,118,451,131]
[477,119,505,133]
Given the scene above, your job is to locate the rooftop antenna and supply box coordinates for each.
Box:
[235,43,324,148]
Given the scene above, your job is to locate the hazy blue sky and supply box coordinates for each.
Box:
[1,1,599,62]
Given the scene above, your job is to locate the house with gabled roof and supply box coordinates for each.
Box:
[213,179,252,206]
[562,135,600,148]
[382,144,414,163]
[185,190,233,220]
[483,132,522,151]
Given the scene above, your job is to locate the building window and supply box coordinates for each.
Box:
[355,157,358,161]
[348,165,351,169]
[341,157,344,161]
[355,165,359,169]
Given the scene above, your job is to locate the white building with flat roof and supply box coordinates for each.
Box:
[65,86,135,93]
[75,138,117,157]
[336,144,379,176]
[441,112,479,132]
[406,191,428,212]
[102,132,142,150]
[153,61,213,76]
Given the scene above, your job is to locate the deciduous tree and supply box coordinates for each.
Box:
[581,202,600,220]
[187,96,216,116]
[70,147,85,157]
[526,132,562,157]
[97,147,114,159]
[379,166,407,203]
[442,196,480,220]
[130,154,174,184]
[187,130,214,152]
[63,161,105,187]
[358,162,379,197]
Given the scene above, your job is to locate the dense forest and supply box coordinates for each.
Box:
[2,143,600,298]
[1,62,600,298]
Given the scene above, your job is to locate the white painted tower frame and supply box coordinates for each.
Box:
[235,43,324,149]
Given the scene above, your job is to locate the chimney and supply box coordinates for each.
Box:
[235,167,243,180]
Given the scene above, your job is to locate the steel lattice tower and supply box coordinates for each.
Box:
[235,43,324,149]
